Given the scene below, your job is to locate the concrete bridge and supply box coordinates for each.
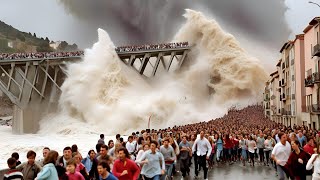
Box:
[0,43,190,133]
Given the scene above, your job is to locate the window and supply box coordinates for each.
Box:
[307,69,312,76]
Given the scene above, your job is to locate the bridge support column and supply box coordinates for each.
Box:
[12,104,40,134]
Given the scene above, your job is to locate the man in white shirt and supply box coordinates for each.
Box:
[271,132,291,180]
[192,131,212,180]
[126,136,136,160]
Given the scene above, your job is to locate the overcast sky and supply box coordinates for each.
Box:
[0,0,319,49]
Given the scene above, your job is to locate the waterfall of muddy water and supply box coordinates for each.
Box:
[36,9,268,135]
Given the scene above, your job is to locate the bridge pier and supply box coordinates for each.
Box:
[12,104,40,134]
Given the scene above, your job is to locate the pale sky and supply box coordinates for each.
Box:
[0,0,319,48]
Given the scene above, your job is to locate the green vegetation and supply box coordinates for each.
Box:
[0,20,78,53]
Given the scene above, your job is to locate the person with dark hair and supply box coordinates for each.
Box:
[36,150,59,180]
[17,150,42,180]
[112,148,140,180]
[96,143,102,158]
[304,136,315,155]
[116,134,121,144]
[108,140,114,149]
[4,158,24,180]
[82,150,99,179]
[179,135,191,178]
[284,140,310,180]
[136,140,165,180]
[72,144,83,160]
[66,159,85,180]
[272,132,291,180]
[39,147,51,167]
[58,146,73,168]
[97,145,109,162]
[125,136,136,160]
[98,134,105,145]
[97,161,118,180]
[160,138,176,179]
[11,152,21,166]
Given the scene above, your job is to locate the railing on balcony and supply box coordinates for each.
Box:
[281,79,286,87]
[311,104,320,113]
[281,93,286,101]
[313,44,320,57]
[291,59,294,66]
[304,72,320,87]
[292,94,295,100]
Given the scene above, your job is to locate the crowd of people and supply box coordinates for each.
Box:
[4,105,320,180]
[115,42,189,53]
[0,51,84,60]
[0,42,189,61]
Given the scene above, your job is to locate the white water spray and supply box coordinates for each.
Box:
[39,9,268,135]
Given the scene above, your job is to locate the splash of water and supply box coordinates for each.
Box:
[39,9,268,135]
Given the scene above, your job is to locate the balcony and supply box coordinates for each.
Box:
[305,72,320,87]
[311,104,320,114]
[291,59,294,66]
[313,44,320,57]
[281,93,286,101]
[291,94,295,100]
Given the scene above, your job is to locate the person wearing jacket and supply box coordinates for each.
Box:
[82,150,99,179]
[284,140,310,180]
[306,143,320,180]
[35,150,59,180]
[17,150,42,180]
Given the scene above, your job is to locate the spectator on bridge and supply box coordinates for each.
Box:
[35,150,59,180]
[4,158,24,180]
[17,150,42,180]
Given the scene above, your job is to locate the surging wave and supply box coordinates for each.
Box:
[39,9,268,135]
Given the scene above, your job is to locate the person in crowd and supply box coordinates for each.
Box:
[35,150,59,180]
[97,161,118,180]
[82,150,99,179]
[160,138,176,179]
[72,145,83,160]
[248,136,257,167]
[112,148,140,180]
[264,135,274,166]
[39,147,51,167]
[208,136,216,168]
[125,136,136,160]
[257,133,265,165]
[239,135,248,166]
[284,140,310,180]
[307,143,320,180]
[216,134,223,162]
[116,134,121,144]
[108,140,114,150]
[73,152,89,179]
[11,152,22,166]
[96,144,102,158]
[4,158,24,180]
[297,130,307,147]
[179,135,192,178]
[66,159,85,180]
[136,140,165,180]
[136,144,150,163]
[224,134,233,165]
[58,146,73,168]
[272,132,291,180]
[97,145,109,162]
[98,134,105,145]
[17,150,42,180]
[304,136,316,155]
[192,131,212,180]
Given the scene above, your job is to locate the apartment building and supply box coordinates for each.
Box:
[264,17,320,130]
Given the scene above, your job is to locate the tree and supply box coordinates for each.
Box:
[57,41,68,51]
[33,33,36,37]
[45,37,49,43]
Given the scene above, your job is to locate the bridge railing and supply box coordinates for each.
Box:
[0,42,189,60]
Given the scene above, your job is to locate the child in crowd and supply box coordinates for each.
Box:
[66,159,85,180]
[4,158,24,180]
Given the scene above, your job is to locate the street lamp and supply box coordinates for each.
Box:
[309,1,320,8]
